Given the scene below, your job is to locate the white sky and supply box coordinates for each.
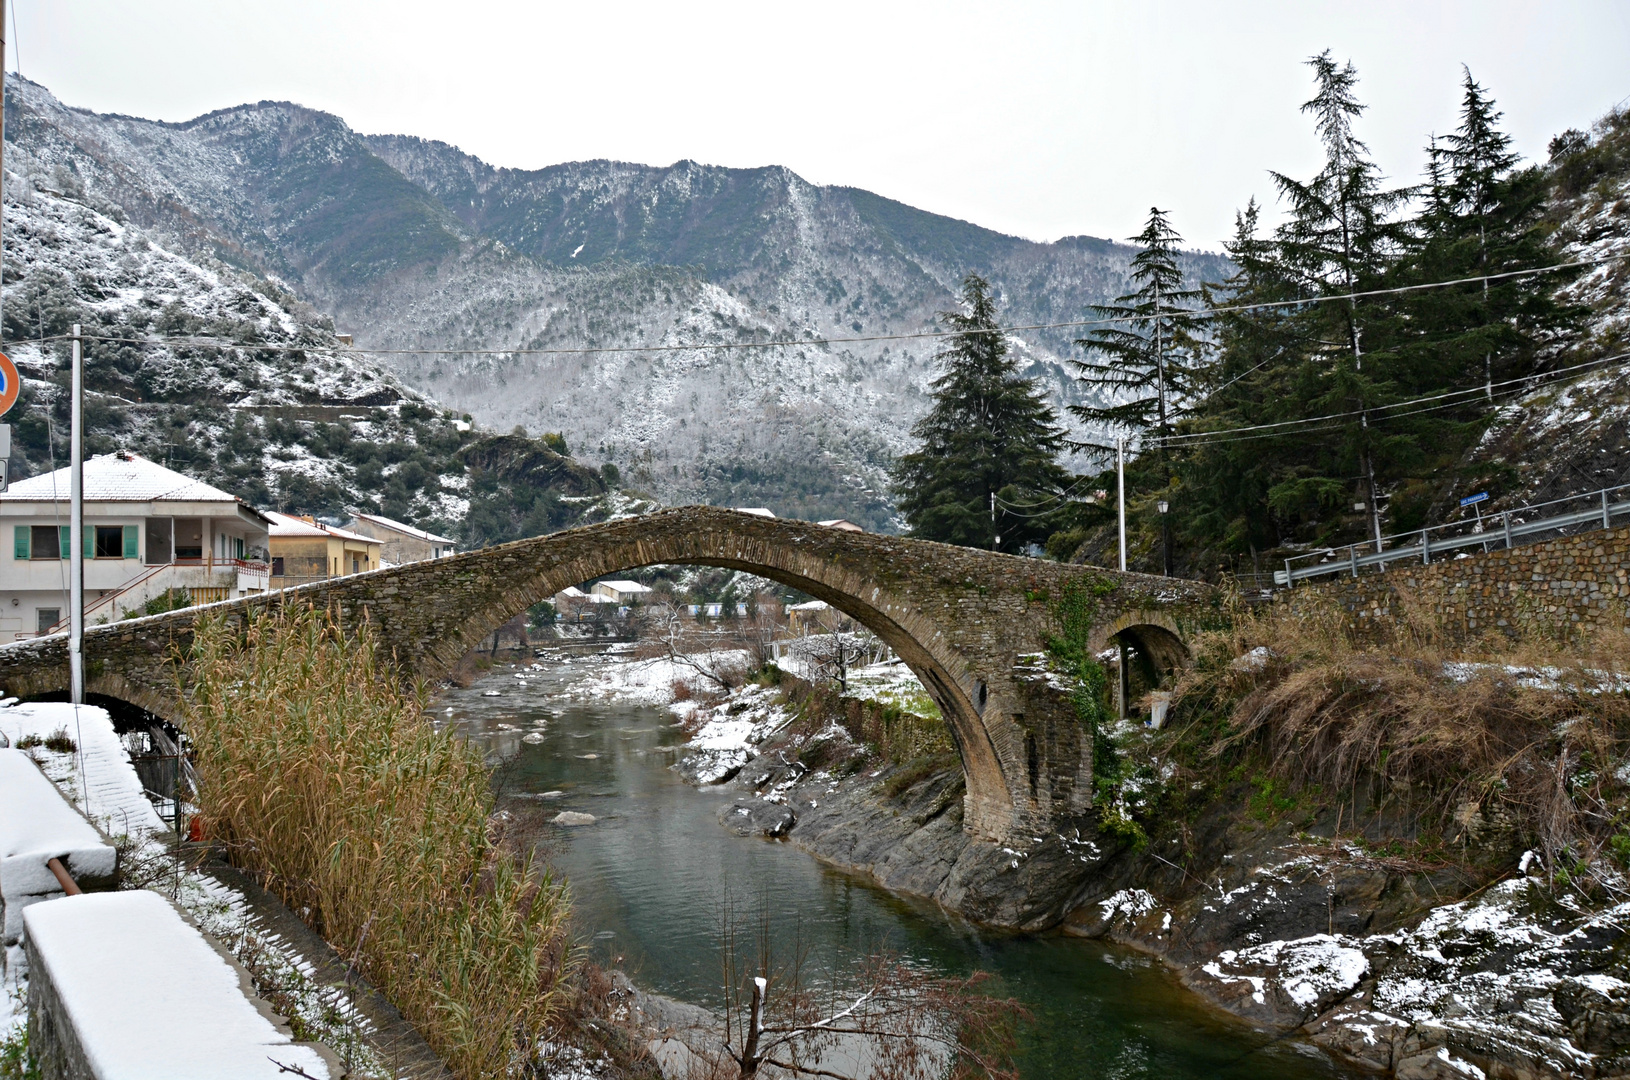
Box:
[16,1,1630,250]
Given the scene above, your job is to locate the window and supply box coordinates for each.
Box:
[94,526,123,559]
[36,608,58,634]
[271,556,285,576]
[29,525,64,560]
[351,556,360,574]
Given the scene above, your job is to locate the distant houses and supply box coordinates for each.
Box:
[344,512,456,565]
[265,512,383,589]
[0,453,271,639]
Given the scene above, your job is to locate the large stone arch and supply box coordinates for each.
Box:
[0,508,1220,840]
[383,523,1017,836]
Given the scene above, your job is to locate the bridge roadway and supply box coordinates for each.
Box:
[0,507,1219,842]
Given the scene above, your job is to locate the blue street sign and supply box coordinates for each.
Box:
[1459,492,1489,507]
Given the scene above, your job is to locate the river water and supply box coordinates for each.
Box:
[437,653,1360,1080]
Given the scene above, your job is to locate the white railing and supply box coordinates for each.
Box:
[1277,482,1630,586]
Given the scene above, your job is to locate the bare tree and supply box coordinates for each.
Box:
[670,899,1024,1080]
[638,600,750,691]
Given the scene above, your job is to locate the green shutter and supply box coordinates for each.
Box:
[123,525,139,559]
[83,529,94,559]
[13,526,28,560]
[58,527,69,560]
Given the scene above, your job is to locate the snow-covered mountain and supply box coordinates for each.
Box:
[2,76,1230,528]
[0,152,648,543]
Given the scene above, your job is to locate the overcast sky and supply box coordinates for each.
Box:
[17,2,1630,249]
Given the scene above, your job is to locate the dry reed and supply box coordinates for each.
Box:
[181,602,572,1079]
[1171,592,1630,877]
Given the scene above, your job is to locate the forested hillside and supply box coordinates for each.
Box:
[1059,61,1630,578]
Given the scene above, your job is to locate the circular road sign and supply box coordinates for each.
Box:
[0,353,17,418]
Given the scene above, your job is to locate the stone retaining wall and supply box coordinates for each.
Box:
[1279,526,1630,641]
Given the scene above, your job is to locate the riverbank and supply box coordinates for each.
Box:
[605,650,1630,1080]
[463,649,1357,1079]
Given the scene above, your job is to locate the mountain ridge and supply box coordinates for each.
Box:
[4,75,1233,527]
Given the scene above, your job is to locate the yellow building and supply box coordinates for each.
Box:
[266,512,383,590]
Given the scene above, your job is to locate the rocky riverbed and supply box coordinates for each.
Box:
[639,660,1630,1080]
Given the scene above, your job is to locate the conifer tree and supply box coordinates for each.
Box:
[1395,70,1581,405]
[892,275,1071,553]
[1071,208,1202,440]
[1269,51,1408,548]
[1176,200,1307,563]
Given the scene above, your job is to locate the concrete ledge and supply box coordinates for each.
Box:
[24,891,339,1080]
[0,749,117,955]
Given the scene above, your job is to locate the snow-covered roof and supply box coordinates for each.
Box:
[596,580,652,593]
[349,512,455,545]
[788,600,830,612]
[733,507,775,518]
[2,453,248,506]
[265,511,377,544]
[817,519,864,532]
[555,586,589,599]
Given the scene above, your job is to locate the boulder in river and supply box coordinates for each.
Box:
[720,799,796,837]
[552,811,597,826]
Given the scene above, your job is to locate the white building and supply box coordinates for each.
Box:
[591,580,653,605]
[0,453,270,639]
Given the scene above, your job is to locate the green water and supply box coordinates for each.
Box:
[439,654,1359,1080]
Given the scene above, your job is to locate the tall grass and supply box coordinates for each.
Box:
[182,603,572,1079]
[1170,592,1630,881]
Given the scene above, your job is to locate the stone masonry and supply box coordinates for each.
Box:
[0,507,1220,841]
[1279,524,1630,642]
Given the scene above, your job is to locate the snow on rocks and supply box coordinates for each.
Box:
[0,701,164,838]
[674,684,791,786]
[1303,878,1630,1077]
[1198,934,1369,1016]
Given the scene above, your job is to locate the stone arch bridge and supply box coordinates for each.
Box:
[0,507,1220,841]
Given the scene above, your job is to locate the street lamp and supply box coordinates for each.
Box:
[1157,499,1171,577]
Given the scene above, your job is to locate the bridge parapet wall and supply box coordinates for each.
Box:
[1278,526,1630,641]
[0,508,1222,841]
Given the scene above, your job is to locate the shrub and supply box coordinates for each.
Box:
[42,729,76,753]
[182,603,572,1079]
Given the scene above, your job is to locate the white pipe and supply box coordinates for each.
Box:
[1117,436,1127,572]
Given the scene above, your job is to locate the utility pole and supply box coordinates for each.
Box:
[0,0,8,334]
[989,491,998,551]
[69,324,83,705]
[1116,437,1127,572]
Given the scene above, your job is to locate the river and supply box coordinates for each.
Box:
[437,650,1362,1080]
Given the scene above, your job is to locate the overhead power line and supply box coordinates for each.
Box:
[1149,351,1628,449]
[8,251,1622,361]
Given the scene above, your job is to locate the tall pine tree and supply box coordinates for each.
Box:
[892,275,1071,553]
[1072,207,1203,440]
[1393,70,1581,409]
[1269,51,1409,548]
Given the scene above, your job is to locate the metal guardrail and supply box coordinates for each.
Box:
[1276,481,1630,586]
